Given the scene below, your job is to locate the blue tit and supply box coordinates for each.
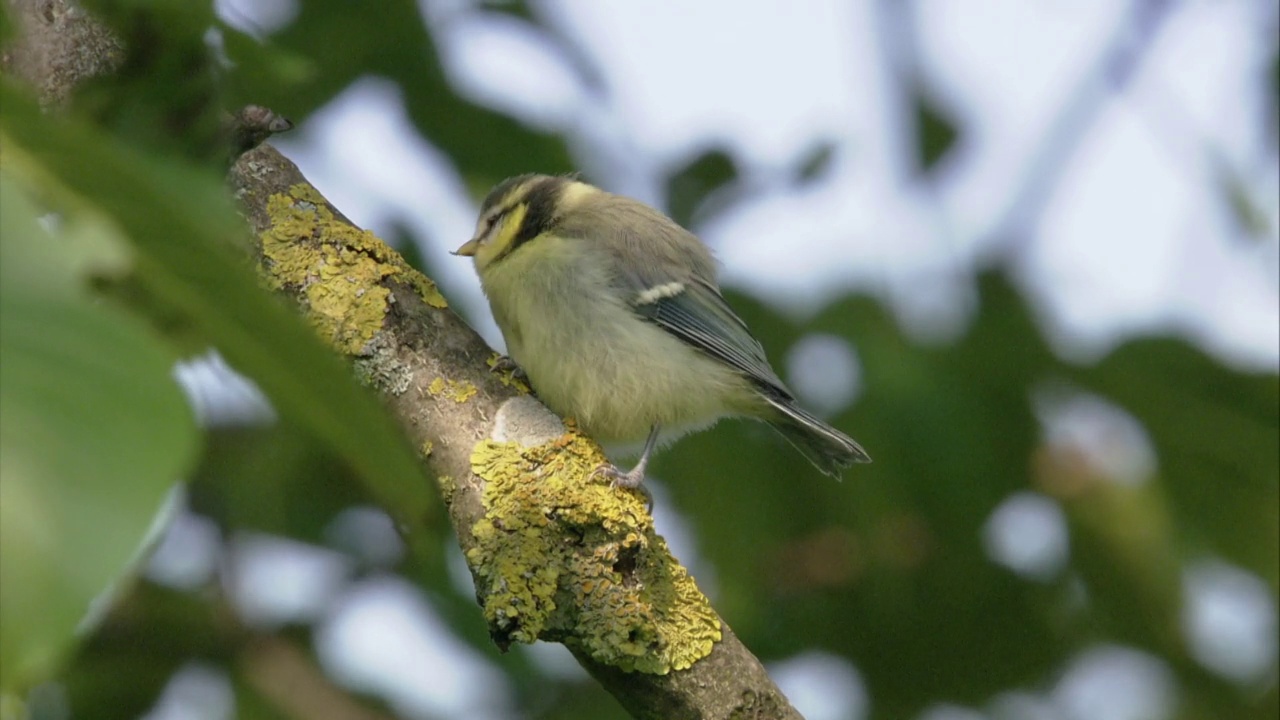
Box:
[454,174,869,487]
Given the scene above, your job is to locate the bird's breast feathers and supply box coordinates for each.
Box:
[481,237,753,443]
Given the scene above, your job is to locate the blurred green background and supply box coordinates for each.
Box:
[0,1,1276,719]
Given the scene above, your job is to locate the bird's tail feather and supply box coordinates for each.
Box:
[764,397,870,478]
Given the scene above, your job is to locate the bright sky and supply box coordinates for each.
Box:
[274,0,1279,369]
[186,2,1280,719]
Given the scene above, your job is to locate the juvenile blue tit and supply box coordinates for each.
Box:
[453,174,870,487]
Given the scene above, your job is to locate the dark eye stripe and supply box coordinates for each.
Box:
[510,177,565,248]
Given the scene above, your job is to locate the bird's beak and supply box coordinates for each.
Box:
[451,238,480,257]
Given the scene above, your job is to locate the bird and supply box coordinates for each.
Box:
[452,173,870,489]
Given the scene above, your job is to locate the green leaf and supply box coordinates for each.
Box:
[0,2,13,44]
[0,86,434,543]
[912,85,958,174]
[75,0,226,164]
[188,424,366,543]
[475,0,537,23]
[0,171,198,690]
[61,584,234,718]
[664,148,739,228]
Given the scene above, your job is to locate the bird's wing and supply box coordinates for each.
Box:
[629,275,792,400]
[562,193,794,399]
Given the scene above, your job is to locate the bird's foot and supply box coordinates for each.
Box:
[591,463,653,511]
[488,354,531,392]
[592,462,645,488]
[488,354,526,378]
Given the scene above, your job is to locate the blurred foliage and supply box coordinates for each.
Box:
[793,141,838,185]
[664,147,739,229]
[0,83,433,551]
[76,0,226,163]
[664,274,1277,718]
[0,164,197,690]
[1,2,1276,720]
[213,0,574,190]
[911,86,958,175]
[1214,156,1275,243]
[0,3,13,43]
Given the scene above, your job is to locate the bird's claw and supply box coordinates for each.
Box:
[591,463,645,488]
[488,354,525,378]
[591,463,654,512]
[488,355,532,392]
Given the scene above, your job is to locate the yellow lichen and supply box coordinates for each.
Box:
[406,271,449,310]
[421,439,435,458]
[466,431,721,674]
[287,184,327,205]
[259,184,447,356]
[427,377,478,403]
[436,474,456,503]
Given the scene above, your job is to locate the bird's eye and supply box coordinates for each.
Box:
[476,210,507,245]
[474,213,496,244]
